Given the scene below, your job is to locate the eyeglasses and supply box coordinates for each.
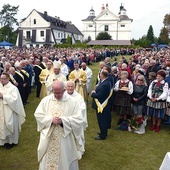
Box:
[137,79,143,81]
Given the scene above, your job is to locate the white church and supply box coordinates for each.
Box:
[82,3,133,42]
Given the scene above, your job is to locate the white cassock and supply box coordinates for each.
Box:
[66,91,88,154]
[60,63,69,77]
[0,82,26,145]
[34,93,84,170]
[45,73,67,95]
[67,91,88,129]
[82,66,93,94]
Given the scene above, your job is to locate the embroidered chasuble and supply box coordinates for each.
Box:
[46,100,63,169]
[69,69,87,101]
[35,93,84,170]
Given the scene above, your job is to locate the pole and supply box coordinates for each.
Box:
[117,21,119,40]
[93,21,96,40]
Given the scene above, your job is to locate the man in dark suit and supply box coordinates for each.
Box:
[145,59,160,78]
[91,70,111,140]
[14,63,26,105]
[33,59,43,98]
[104,57,111,67]
[20,63,30,104]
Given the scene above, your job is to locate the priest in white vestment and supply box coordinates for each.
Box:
[66,81,88,154]
[0,72,26,149]
[59,57,69,77]
[45,60,66,95]
[81,62,93,94]
[34,81,84,170]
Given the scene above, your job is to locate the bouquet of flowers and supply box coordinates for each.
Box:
[127,116,145,131]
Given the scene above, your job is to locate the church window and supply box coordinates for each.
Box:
[34,19,36,24]
[40,31,44,37]
[58,32,60,38]
[104,25,109,31]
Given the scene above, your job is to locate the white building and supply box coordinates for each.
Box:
[16,9,83,47]
[82,3,133,41]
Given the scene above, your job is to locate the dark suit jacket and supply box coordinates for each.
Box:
[165,76,170,88]
[145,65,160,78]
[105,62,111,67]
[91,78,111,111]
[33,65,42,85]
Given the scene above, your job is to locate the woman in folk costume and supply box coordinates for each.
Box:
[69,61,87,101]
[147,70,168,132]
[39,60,53,98]
[114,71,133,124]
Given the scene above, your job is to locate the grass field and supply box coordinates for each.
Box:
[0,57,170,170]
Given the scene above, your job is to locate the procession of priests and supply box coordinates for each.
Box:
[34,58,90,169]
[0,54,91,169]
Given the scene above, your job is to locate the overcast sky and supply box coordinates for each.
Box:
[0,0,170,39]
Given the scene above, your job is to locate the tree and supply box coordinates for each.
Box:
[0,26,17,44]
[0,4,19,27]
[0,4,19,42]
[134,35,151,47]
[163,13,170,34]
[66,35,72,44]
[158,27,169,44]
[96,32,112,40]
[147,25,154,43]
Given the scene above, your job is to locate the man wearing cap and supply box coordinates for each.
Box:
[45,60,66,95]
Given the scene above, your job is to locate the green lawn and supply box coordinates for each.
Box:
[0,58,170,170]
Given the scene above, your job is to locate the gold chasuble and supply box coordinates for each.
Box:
[69,69,87,101]
[39,68,54,98]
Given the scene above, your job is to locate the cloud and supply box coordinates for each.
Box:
[0,0,170,39]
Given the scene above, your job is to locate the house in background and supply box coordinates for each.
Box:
[16,9,83,47]
[82,3,133,42]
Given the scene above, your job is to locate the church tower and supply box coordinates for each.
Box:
[82,3,133,41]
[118,3,127,15]
[89,7,95,17]
[82,7,96,41]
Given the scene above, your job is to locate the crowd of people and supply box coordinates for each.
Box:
[92,48,170,140]
[0,46,170,169]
